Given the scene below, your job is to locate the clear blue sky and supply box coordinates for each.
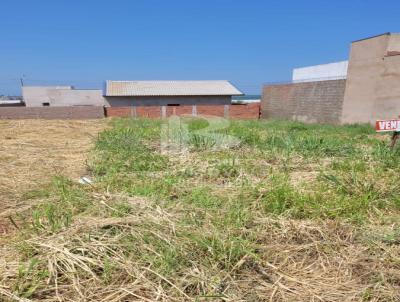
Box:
[1,0,399,95]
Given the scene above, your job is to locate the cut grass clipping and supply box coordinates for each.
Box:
[1,118,399,301]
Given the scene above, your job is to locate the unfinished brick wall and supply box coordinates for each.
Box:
[166,105,193,117]
[261,79,346,124]
[196,105,227,117]
[230,103,260,119]
[0,106,105,119]
[104,107,136,117]
[105,104,260,119]
[136,107,163,118]
[0,104,260,120]
[106,106,161,118]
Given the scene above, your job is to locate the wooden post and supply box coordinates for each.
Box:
[391,131,400,149]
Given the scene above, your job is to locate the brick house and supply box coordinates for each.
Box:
[103,80,261,119]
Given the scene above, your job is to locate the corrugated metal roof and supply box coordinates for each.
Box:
[105,80,243,96]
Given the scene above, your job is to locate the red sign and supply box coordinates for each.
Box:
[376,119,400,132]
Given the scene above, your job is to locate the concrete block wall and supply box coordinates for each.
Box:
[261,79,346,124]
[0,106,105,119]
[105,104,260,119]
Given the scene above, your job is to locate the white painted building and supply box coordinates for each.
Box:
[292,60,348,83]
[22,86,105,107]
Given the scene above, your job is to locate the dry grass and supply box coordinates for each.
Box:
[1,193,398,301]
[0,118,399,301]
[0,119,106,232]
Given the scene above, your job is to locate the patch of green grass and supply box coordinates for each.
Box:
[110,201,134,217]
[30,176,91,233]
[92,127,168,175]
[186,187,223,209]
[13,258,48,298]
[187,232,254,270]
[87,118,400,222]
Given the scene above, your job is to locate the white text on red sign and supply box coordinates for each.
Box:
[375,120,400,132]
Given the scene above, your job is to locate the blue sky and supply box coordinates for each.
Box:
[1,0,399,95]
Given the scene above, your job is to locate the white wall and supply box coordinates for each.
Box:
[292,61,348,83]
[23,86,106,107]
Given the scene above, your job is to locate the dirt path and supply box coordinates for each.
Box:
[0,119,106,233]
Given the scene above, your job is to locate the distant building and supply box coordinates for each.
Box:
[262,33,400,124]
[0,99,24,107]
[104,80,243,106]
[22,80,243,108]
[232,95,261,104]
[292,61,348,83]
[22,86,105,107]
[0,95,23,107]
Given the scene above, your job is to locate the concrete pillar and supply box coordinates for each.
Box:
[130,106,137,118]
[161,106,166,118]
[192,105,197,116]
[224,105,230,119]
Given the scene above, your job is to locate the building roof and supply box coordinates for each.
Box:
[104,80,243,96]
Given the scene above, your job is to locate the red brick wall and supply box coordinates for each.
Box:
[105,107,133,117]
[0,104,260,120]
[106,106,162,118]
[166,105,193,117]
[106,103,260,119]
[230,103,260,119]
[105,104,260,119]
[196,105,226,117]
[136,106,162,118]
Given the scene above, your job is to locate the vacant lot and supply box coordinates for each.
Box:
[1,118,399,301]
[0,119,106,231]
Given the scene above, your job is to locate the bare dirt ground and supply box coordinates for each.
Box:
[0,119,106,233]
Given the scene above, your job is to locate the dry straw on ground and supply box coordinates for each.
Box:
[0,119,106,232]
[1,194,399,301]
